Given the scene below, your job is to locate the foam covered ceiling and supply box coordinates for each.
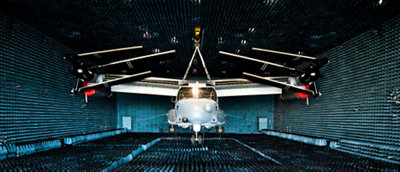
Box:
[1,0,399,77]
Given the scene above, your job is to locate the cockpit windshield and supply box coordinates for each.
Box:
[177,87,217,101]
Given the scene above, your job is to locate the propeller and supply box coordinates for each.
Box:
[88,50,176,72]
[78,71,151,94]
[64,46,176,100]
[219,48,329,98]
[219,51,301,76]
[243,72,315,96]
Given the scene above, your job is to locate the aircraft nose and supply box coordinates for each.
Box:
[187,106,213,123]
[204,104,212,113]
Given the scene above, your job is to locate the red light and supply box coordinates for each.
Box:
[82,83,95,96]
[296,86,310,99]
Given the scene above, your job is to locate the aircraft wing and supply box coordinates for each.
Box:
[213,78,284,97]
[107,75,285,97]
[106,75,180,97]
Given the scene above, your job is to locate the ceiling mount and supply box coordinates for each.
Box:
[183,26,212,81]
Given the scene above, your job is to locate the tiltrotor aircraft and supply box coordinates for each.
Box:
[64,27,328,144]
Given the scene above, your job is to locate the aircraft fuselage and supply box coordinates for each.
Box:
[167,98,225,132]
[167,85,226,134]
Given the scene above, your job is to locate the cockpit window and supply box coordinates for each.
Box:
[177,87,217,101]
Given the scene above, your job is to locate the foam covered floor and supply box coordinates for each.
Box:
[1,133,399,171]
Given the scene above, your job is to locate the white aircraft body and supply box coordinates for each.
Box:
[167,83,225,143]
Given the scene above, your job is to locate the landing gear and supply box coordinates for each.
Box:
[168,125,177,134]
[216,126,224,134]
[198,135,203,144]
[191,132,204,144]
[191,135,195,144]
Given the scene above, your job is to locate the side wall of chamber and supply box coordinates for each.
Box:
[275,15,400,161]
[0,13,117,143]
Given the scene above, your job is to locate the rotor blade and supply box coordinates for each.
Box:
[65,46,145,76]
[88,50,176,71]
[213,77,289,86]
[252,47,318,61]
[71,78,84,95]
[309,82,320,96]
[77,46,143,57]
[243,72,315,96]
[219,51,302,75]
[78,71,151,93]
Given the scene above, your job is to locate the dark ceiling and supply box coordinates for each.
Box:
[1,0,399,77]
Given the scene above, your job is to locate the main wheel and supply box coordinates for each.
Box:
[198,135,203,144]
[216,126,224,134]
[168,126,176,133]
[191,135,196,144]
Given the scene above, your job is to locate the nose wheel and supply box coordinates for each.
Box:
[216,126,224,134]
